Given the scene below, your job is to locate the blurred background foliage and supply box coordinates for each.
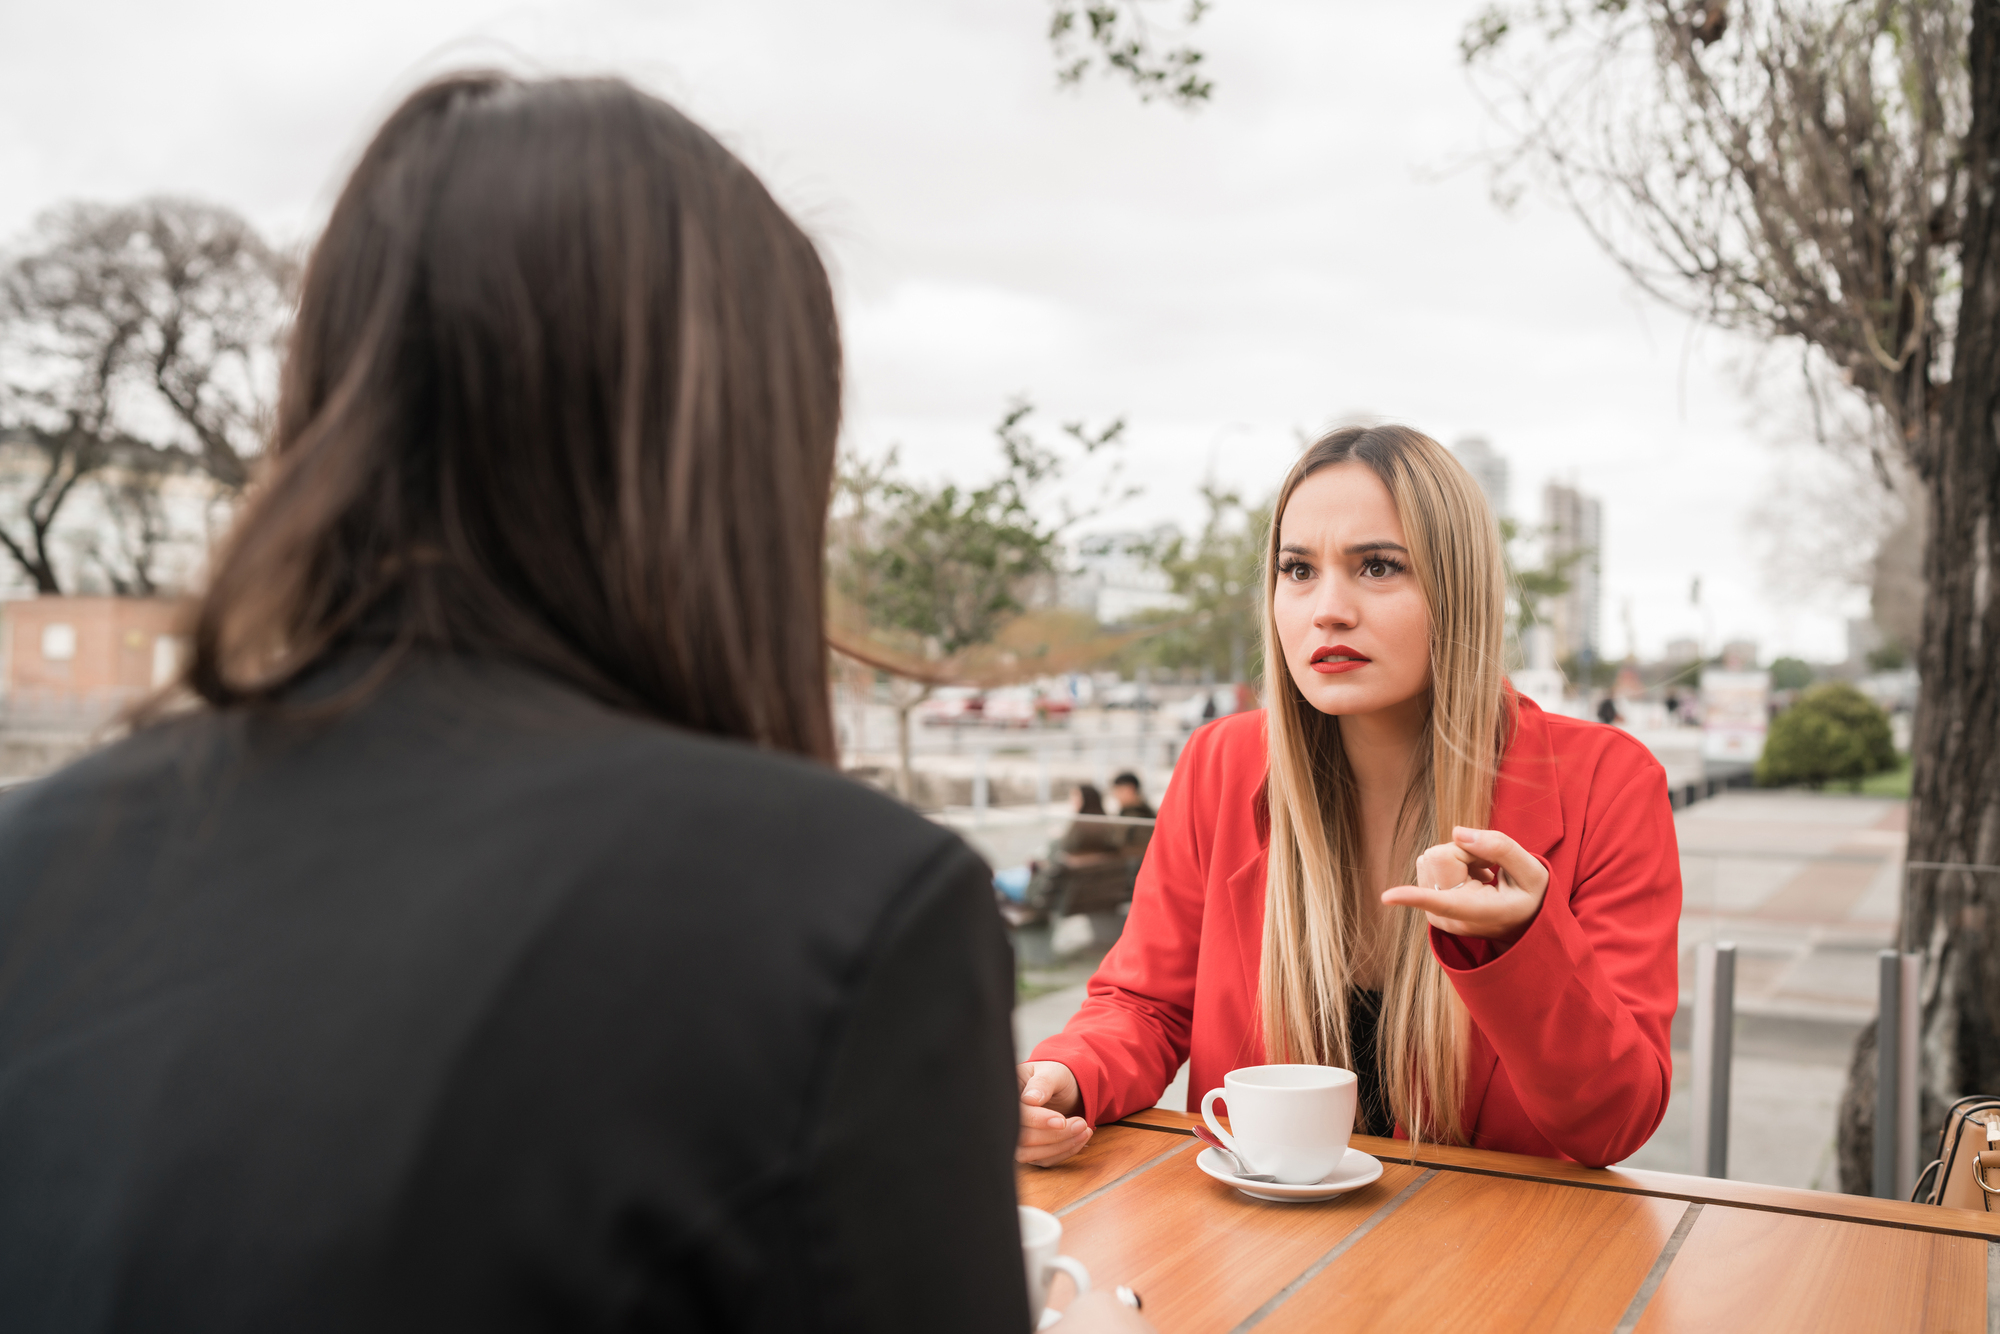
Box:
[1756,682,1899,791]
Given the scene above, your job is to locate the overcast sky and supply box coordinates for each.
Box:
[0,0,1857,659]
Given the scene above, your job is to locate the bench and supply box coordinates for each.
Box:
[1001,855,1141,967]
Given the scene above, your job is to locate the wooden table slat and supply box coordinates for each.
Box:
[1117,1108,2000,1241]
[1033,1116,2000,1329]
[1251,1169,1686,1334]
[1033,1130,1428,1333]
[1631,1204,1990,1334]
[1016,1124,1194,1217]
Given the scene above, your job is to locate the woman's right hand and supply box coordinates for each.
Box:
[1016,1061,1091,1165]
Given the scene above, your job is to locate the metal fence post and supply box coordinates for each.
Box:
[1689,941,1735,1178]
[1874,949,1900,1198]
[1897,951,1920,1199]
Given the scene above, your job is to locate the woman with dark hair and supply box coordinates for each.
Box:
[1007,784,1127,915]
[0,74,1146,1333]
[1057,784,1125,862]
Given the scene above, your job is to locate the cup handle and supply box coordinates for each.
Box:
[1037,1255,1092,1326]
[1048,1255,1090,1296]
[1200,1087,1243,1162]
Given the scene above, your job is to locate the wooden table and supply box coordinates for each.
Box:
[1017,1108,2000,1333]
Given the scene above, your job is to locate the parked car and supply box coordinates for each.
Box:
[981,687,1038,728]
[983,686,1072,728]
[1099,681,1147,710]
[1176,684,1256,729]
[916,687,984,726]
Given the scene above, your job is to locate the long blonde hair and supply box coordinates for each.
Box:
[1258,424,1512,1145]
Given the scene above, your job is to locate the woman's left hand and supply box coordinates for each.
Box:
[1380,826,1550,943]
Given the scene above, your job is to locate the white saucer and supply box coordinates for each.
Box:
[1194,1145,1383,1202]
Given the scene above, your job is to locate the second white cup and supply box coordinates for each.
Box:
[1019,1205,1090,1330]
[1200,1063,1357,1185]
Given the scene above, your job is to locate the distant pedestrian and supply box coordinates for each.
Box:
[1596,696,1622,726]
[1056,784,1125,861]
[1111,771,1156,860]
[1019,784,1127,915]
[1110,771,1156,822]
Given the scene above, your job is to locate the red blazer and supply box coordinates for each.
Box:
[1030,696,1681,1167]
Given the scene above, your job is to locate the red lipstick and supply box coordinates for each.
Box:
[1309,644,1371,675]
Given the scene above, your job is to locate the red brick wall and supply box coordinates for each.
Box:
[2,597,190,709]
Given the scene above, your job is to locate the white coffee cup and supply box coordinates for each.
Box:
[1200,1063,1357,1185]
[1019,1205,1090,1330]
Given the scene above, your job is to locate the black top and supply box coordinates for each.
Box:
[1347,989,1393,1139]
[0,653,1028,1333]
[1118,802,1156,859]
[1057,818,1125,860]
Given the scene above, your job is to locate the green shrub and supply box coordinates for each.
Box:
[1756,682,1898,789]
[1866,640,1909,671]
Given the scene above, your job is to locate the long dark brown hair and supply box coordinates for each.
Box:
[184,72,842,760]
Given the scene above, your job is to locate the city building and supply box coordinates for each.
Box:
[2,596,187,722]
[1543,482,1602,664]
[1664,637,1702,665]
[1720,639,1759,671]
[1062,527,1186,626]
[1846,616,1884,666]
[1702,668,1771,763]
[1451,436,1509,519]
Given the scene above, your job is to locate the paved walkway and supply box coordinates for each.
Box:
[1010,790,1901,1193]
[1672,792,1902,1021]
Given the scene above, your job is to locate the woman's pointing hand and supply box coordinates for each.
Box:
[1380,826,1550,943]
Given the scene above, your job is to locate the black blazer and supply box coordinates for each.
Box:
[0,654,1028,1333]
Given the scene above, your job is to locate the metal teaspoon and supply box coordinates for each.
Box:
[1191,1124,1279,1182]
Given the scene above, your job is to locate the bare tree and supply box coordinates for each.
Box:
[0,249,140,593]
[0,197,291,593]
[1746,364,1923,631]
[1467,0,2000,1191]
[0,428,113,595]
[83,444,209,596]
[114,200,293,490]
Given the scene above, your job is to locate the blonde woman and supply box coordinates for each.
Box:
[1017,425,1680,1167]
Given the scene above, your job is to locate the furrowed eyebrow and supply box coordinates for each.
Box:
[1277,540,1407,556]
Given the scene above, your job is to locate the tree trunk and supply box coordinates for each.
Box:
[1836,0,2000,1195]
[882,678,932,807]
[26,553,60,595]
[0,528,63,594]
[896,702,915,805]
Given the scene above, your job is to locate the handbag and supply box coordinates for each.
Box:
[1912,1094,2000,1211]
